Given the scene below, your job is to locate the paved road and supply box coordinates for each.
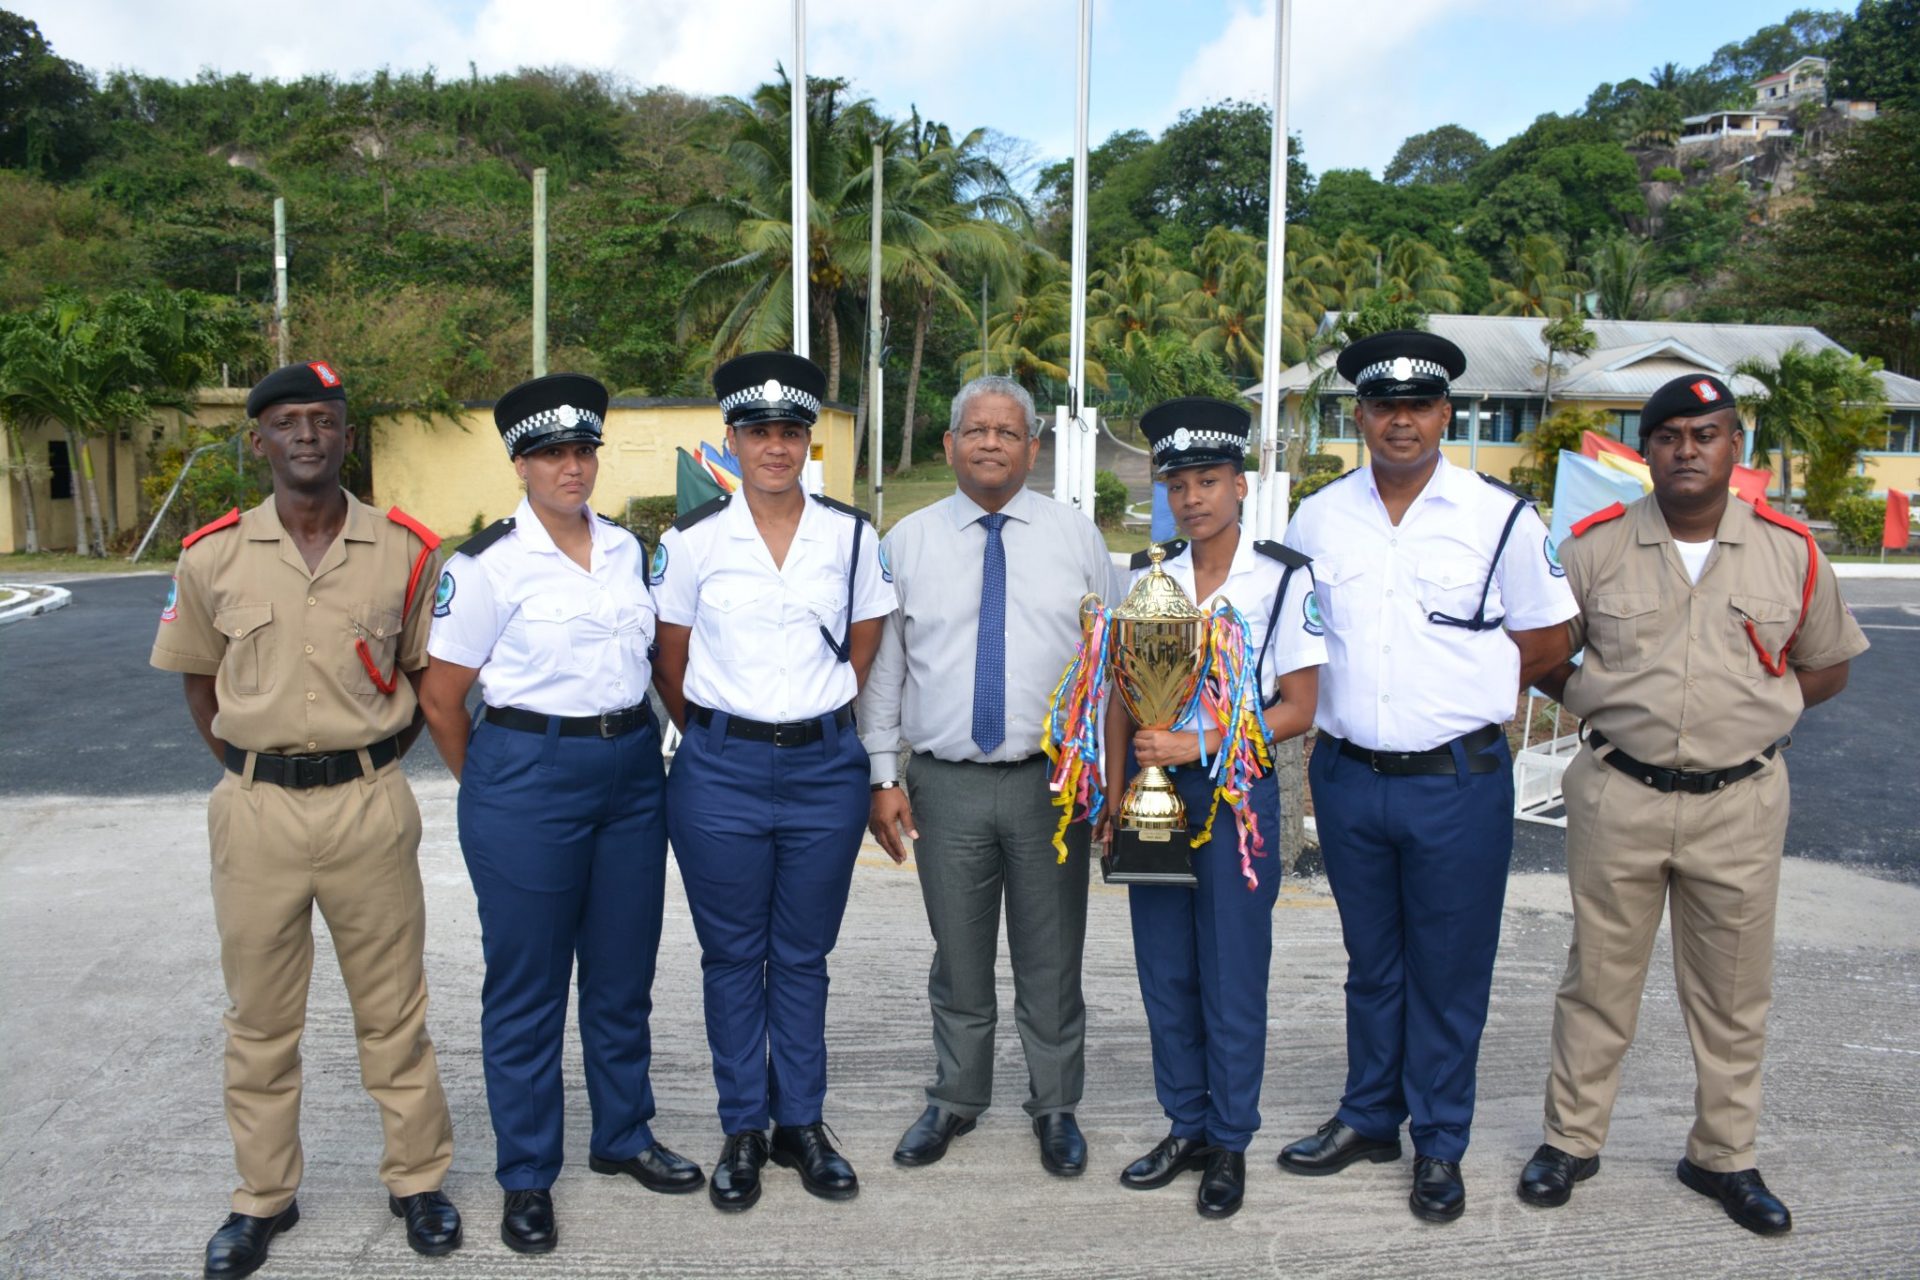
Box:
[6,573,1915,884]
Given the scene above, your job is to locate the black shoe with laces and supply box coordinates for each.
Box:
[770,1122,859,1201]
[710,1131,770,1213]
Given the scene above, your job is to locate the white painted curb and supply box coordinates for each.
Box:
[0,584,73,625]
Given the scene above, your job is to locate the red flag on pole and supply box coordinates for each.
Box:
[1885,490,1913,550]
[1580,430,1643,464]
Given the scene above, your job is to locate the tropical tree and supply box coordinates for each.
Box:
[1182,227,1267,379]
[1486,235,1591,317]
[1088,239,1194,357]
[1734,343,1887,514]
[1540,312,1600,409]
[1585,233,1667,320]
[1362,236,1464,313]
[958,254,1106,396]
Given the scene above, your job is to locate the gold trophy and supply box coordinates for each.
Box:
[1099,543,1207,886]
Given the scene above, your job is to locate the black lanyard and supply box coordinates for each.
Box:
[1426,497,1526,632]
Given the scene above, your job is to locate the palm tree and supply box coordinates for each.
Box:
[1539,312,1599,409]
[958,253,1106,396]
[1486,235,1591,318]
[1181,227,1269,379]
[1734,343,1887,510]
[1088,239,1194,356]
[1369,236,1464,313]
[1585,234,1668,320]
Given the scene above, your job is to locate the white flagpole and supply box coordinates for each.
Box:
[1256,0,1294,539]
[1058,0,1093,513]
[790,0,809,360]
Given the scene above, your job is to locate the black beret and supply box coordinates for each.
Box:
[1335,330,1466,399]
[247,360,347,419]
[713,351,826,427]
[1639,374,1738,440]
[1140,397,1250,474]
[493,373,609,458]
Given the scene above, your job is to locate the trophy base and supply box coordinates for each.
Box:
[1100,826,1198,886]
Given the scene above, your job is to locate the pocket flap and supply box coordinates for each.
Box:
[214,602,272,639]
[521,593,591,624]
[1314,556,1368,587]
[1416,557,1482,590]
[351,604,402,640]
[1593,590,1659,619]
[1730,594,1796,625]
[699,581,756,614]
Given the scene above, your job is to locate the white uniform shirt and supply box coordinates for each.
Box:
[1281,455,1577,751]
[654,493,895,721]
[1132,529,1328,702]
[426,497,656,717]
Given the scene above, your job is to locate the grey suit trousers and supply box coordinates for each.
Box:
[906,752,1090,1119]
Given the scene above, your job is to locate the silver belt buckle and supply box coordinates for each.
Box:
[598,711,619,738]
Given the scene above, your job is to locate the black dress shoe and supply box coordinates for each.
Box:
[710,1131,770,1213]
[589,1143,706,1193]
[770,1122,860,1201]
[1196,1149,1246,1220]
[204,1201,298,1279]
[893,1105,977,1167]
[1676,1159,1792,1235]
[1119,1135,1212,1190]
[387,1189,462,1257]
[1033,1113,1087,1177]
[1410,1155,1466,1223]
[500,1189,556,1254]
[1276,1117,1403,1176]
[1517,1144,1600,1208]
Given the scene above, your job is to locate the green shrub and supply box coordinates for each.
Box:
[1301,452,1344,476]
[1290,469,1345,503]
[1830,495,1886,551]
[1650,165,1684,183]
[1503,464,1549,500]
[1094,469,1130,528]
[622,494,679,546]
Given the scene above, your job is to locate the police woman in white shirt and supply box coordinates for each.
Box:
[419,374,702,1256]
[651,352,895,1213]
[1100,398,1326,1220]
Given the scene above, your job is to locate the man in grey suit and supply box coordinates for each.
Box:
[861,375,1120,1177]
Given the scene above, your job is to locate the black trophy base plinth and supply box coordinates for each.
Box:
[1101,826,1197,886]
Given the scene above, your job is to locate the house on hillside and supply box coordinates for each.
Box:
[1254,314,1920,501]
[1679,109,1793,148]
[1752,56,1828,108]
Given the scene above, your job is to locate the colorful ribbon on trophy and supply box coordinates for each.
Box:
[1179,601,1274,890]
[1042,605,1112,863]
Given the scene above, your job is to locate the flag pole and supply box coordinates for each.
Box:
[1256,0,1294,540]
[790,0,809,360]
[1057,0,1094,513]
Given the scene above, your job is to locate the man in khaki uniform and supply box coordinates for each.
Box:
[1519,373,1868,1236]
[151,361,462,1278]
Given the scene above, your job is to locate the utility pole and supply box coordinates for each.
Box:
[273,197,289,367]
[1055,0,1097,516]
[790,0,809,359]
[867,139,885,526]
[532,167,548,378]
[981,275,990,378]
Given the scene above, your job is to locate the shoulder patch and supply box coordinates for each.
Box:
[1477,471,1534,502]
[1751,502,1810,537]
[1254,539,1310,570]
[647,540,668,586]
[180,507,241,549]
[1571,503,1627,538]
[672,493,731,532]
[384,505,441,551]
[432,569,456,617]
[1130,539,1187,571]
[810,492,873,523]
[458,517,517,557]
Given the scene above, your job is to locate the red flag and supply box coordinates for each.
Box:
[1730,464,1773,507]
[1886,490,1913,550]
[1580,431,1643,464]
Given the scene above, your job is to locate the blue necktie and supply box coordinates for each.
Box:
[972,513,1009,754]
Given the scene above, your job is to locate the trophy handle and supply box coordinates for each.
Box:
[1078,592,1104,634]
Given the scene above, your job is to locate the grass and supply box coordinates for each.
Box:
[855,460,1143,554]
[0,551,166,576]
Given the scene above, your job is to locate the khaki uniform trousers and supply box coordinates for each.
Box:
[1543,744,1788,1173]
[207,754,454,1215]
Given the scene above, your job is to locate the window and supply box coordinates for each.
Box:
[1882,409,1920,453]
[1317,395,1358,440]
[48,441,72,500]
[1478,398,1541,444]
[1613,410,1640,444]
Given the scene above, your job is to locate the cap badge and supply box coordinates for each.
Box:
[1171,427,1192,451]
[307,361,341,387]
[1691,380,1720,402]
[1391,357,1413,381]
[761,379,783,402]
[557,404,579,427]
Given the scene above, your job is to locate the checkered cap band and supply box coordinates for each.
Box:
[1354,356,1449,389]
[1151,428,1248,461]
[500,405,604,455]
[719,381,822,420]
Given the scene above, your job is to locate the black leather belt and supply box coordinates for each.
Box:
[688,701,854,747]
[1587,728,1783,794]
[225,736,399,789]
[1320,724,1504,775]
[484,703,655,739]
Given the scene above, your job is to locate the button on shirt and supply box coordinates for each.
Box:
[655,494,895,721]
[1133,531,1328,702]
[858,487,1124,784]
[1560,495,1868,770]
[1282,456,1577,751]
[425,498,655,717]
[149,491,439,753]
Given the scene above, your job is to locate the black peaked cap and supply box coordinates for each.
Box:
[713,351,826,427]
[493,373,609,458]
[1141,396,1251,474]
[1336,330,1466,399]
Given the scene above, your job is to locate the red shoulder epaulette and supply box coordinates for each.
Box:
[384,505,442,550]
[1750,503,1810,537]
[1570,503,1626,537]
[180,507,241,549]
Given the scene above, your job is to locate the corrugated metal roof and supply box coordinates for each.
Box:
[1258,314,1918,407]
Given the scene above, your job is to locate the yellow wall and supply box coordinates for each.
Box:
[1864,454,1920,497]
[373,402,858,537]
[2,427,142,554]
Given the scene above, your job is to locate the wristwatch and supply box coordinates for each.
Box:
[870,780,900,792]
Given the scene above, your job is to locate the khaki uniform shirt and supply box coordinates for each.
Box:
[150,491,440,754]
[1561,495,1868,770]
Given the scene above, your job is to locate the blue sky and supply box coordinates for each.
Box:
[25,0,1826,180]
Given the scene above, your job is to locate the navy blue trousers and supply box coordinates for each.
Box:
[458,715,669,1191]
[1128,764,1283,1152]
[667,708,867,1134]
[1310,733,1513,1162]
